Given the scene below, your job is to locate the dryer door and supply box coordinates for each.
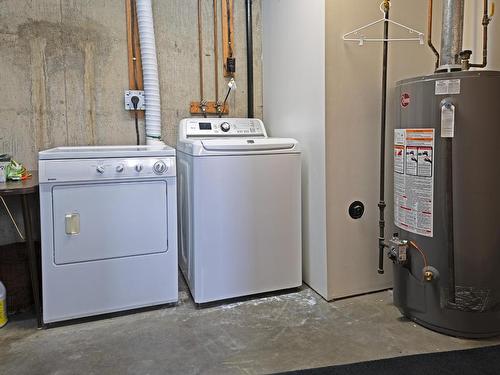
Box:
[52,181,168,265]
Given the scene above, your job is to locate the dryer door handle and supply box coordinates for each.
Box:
[65,213,80,235]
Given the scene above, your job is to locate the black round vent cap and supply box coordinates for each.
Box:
[349,201,365,219]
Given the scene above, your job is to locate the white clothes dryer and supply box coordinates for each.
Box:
[39,146,178,324]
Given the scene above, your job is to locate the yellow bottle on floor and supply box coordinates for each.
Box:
[0,281,7,328]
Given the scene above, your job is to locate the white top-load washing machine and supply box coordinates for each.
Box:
[177,118,301,303]
[39,146,177,324]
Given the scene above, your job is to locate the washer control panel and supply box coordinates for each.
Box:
[39,157,176,183]
[184,118,266,138]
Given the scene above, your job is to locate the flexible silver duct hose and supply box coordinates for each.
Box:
[136,0,163,145]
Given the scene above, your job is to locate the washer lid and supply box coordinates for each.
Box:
[39,145,176,160]
[178,137,300,156]
[201,138,296,152]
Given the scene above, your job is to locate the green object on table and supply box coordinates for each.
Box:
[6,160,27,181]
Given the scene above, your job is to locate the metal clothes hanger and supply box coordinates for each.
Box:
[343,1,424,46]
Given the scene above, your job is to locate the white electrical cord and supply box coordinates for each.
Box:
[0,195,25,241]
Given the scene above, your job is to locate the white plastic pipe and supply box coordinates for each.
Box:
[136,0,164,145]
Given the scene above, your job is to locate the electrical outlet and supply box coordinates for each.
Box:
[124,90,145,111]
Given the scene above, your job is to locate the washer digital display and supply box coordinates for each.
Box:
[199,123,212,130]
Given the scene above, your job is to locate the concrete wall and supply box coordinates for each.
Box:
[0,0,262,170]
[0,0,262,245]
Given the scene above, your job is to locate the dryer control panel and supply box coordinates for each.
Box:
[39,157,176,183]
[182,118,267,138]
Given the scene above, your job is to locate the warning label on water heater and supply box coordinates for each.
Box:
[394,129,435,237]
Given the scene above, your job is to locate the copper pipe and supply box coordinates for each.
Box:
[428,0,440,70]
[198,0,205,102]
[213,0,220,104]
[470,0,490,68]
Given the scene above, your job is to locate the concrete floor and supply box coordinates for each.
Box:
[1,276,499,375]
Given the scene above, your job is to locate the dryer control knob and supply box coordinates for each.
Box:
[96,165,105,174]
[220,122,231,132]
[116,164,124,173]
[135,164,143,172]
[153,161,167,174]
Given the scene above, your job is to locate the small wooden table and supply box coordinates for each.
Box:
[0,171,42,328]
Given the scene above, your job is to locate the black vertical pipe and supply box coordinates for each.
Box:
[378,6,390,274]
[245,0,254,118]
[470,0,490,68]
[446,139,456,302]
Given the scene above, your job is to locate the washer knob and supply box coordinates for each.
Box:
[116,164,124,173]
[220,122,231,132]
[135,164,143,172]
[96,165,105,174]
[153,161,167,174]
